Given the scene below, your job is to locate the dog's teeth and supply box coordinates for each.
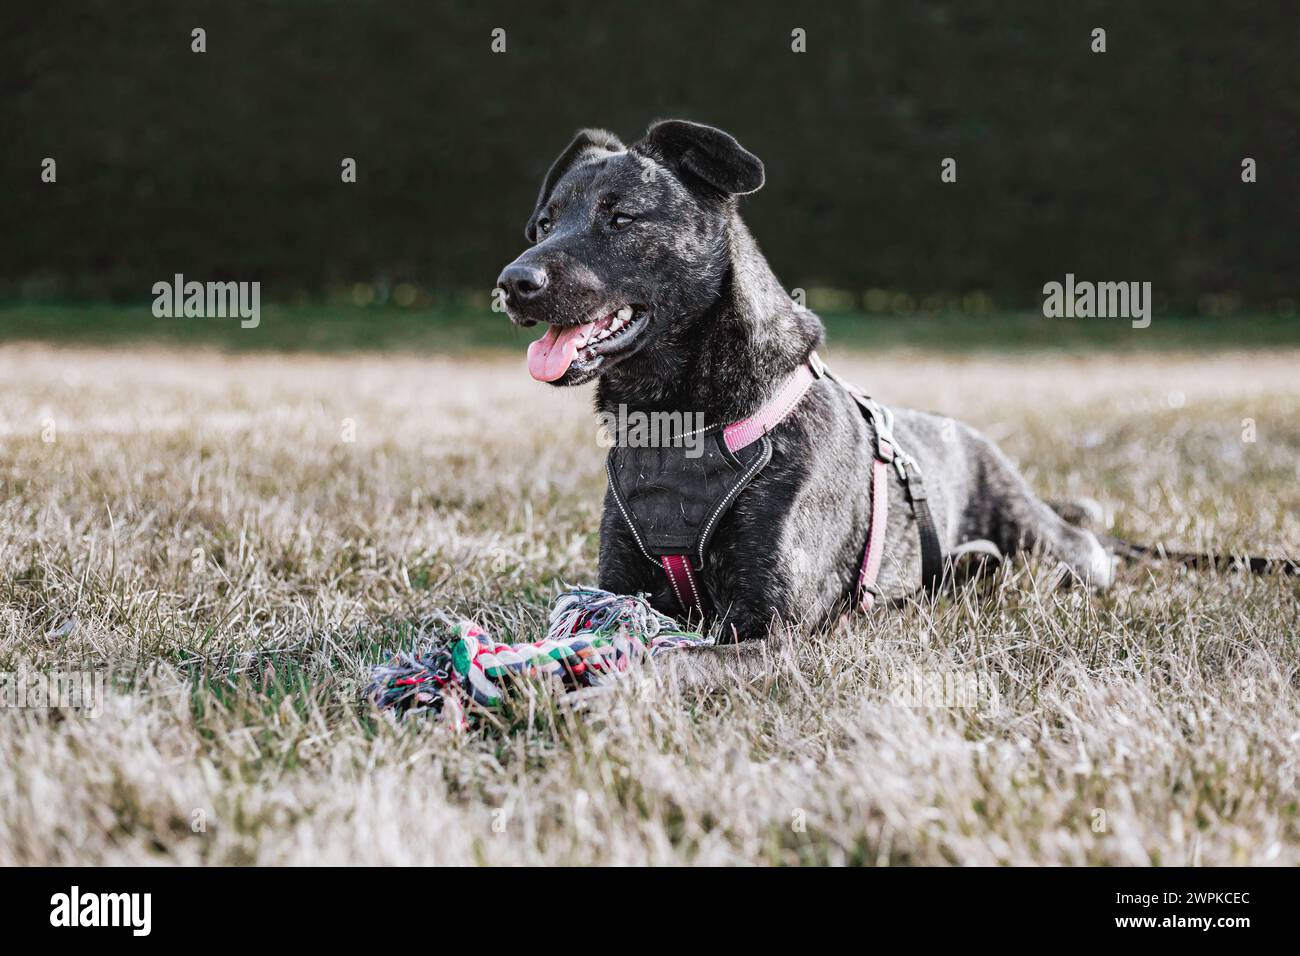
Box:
[617,306,633,322]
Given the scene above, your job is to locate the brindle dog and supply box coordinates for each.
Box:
[495,120,1281,640]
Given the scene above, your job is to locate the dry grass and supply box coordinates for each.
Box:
[0,343,1297,865]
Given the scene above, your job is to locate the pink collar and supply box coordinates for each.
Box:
[721,352,824,452]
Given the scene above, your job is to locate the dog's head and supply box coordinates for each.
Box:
[496,120,764,386]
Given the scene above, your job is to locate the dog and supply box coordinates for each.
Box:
[496,120,1288,640]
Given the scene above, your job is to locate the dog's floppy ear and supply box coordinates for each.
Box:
[636,120,765,196]
[525,128,625,241]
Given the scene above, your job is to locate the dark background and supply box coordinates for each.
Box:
[2,0,1296,311]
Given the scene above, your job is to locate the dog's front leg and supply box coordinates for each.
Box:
[596,498,681,617]
[700,551,792,642]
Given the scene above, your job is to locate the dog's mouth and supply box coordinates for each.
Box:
[526,305,651,383]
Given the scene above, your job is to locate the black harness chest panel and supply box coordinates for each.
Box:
[606,430,773,568]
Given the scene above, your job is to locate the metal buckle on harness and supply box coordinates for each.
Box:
[808,351,827,379]
[871,400,927,502]
[865,400,897,464]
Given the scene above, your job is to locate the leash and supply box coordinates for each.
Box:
[659,351,944,620]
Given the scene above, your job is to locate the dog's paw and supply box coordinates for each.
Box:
[1053,534,1115,590]
[1081,536,1116,589]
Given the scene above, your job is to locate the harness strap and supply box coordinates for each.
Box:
[722,360,818,453]
[899,462,945,594]
[851,390,946,605]
[659,554,704,622]
[856,457,891,610]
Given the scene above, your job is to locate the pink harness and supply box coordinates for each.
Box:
[660,352,901,619]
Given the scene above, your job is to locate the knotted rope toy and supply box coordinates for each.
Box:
[366,586,712,728]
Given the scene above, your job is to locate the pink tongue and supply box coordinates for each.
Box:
[527,323,589,382]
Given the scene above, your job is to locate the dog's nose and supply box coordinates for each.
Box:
[497,264,549,303]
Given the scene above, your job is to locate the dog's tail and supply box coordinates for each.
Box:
[1098,533,1299,576]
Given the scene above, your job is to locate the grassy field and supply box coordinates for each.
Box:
[4,302,1300,354]
[0,339,1298,865]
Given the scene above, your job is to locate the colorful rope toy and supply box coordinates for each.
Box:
[366,586,712,727]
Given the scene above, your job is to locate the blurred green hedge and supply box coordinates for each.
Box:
[3,1,1296,310]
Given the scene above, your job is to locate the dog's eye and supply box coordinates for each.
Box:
[610,213,636,230]
[536,217,552,237]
